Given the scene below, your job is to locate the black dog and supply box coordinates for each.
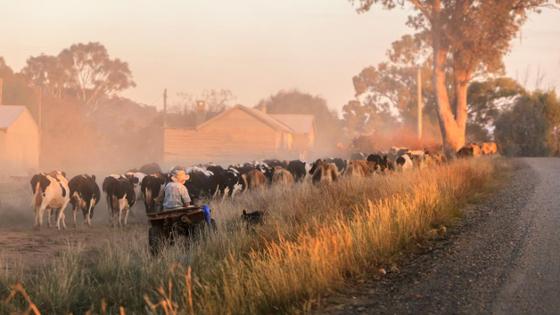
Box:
[241,209,266,228]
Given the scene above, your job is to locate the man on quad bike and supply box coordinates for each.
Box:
[162,166,191,210]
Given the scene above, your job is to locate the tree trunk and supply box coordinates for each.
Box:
[431,0,466,156]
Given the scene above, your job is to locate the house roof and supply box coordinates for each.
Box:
[0,105,27,130]
[196,105,293,132]
[271,114,315,134]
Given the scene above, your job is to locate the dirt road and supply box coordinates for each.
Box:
[318,158,560,315]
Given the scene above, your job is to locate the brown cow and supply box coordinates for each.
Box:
[272,166,295,186]
[480,142,498,155]
[310,159,339,184]
[242,169,267,191]
[457,143,482,158]
[343,160,373,178]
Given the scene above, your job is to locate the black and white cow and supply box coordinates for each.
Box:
[102,175,136,227]
[206,165,242,198]
[141,173,167,213]
[367,154,394,172]
[185,166,215,202]
[254,161,274,183]
[30,171,70,230]
[68,175,100,227]
[125,171,146,202]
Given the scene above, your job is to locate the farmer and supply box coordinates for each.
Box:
[161,166,192,210]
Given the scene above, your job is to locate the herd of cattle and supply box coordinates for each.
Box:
[27,141,498,230]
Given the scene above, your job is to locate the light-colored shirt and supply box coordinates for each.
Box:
[163,182,191,209]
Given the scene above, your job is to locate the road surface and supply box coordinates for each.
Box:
[318,158,560,315]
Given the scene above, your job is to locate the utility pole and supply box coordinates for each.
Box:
[163,88,167,128]
[38,87,43,132]
[417,67,423,141]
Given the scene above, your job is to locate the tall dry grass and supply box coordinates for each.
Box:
[0,158,503,314]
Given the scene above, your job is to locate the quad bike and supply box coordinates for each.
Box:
[146,205,216,255]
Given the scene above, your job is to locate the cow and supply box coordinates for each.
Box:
[350,152,367,160]
[254,161,274,183]
[125,172,145,202]
[263,159,289,169]
[102,175,136,227]
[287,160,308,182]
[310,159,339,184]
[395,153,414,171]
[343,160,372,178]
[68,174,100,227]
[272,166,295,186]
[242,169,267,191]
[367,154,393,172]
[408,150,427,169]
[229,163,256,191]
[30,171,70,230]
[141,174,167,213]
[480,142,498,155]
[185,167,215,202]
[325,158,347,174]
[457,143,482,158]
[388,147,410,161]
[139,162,163,175]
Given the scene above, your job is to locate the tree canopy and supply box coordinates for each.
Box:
[351,0,559,153]
[21,42,135,107]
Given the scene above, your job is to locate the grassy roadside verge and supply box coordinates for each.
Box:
[0,158,507,314]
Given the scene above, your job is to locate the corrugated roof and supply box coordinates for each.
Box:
[0,105,26,130]
[271,114,315,134]
[196,105,293,132]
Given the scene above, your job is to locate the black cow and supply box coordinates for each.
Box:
[68,175,100,227]
[102,175,136,227]
[141,174,167,213]
[287,160,308,182]
[139,162,163,175]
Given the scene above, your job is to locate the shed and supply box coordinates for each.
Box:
[0,105,40,176]
[270,114,315,159]
[164,105,313,165]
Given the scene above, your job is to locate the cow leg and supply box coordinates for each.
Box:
[117,197,126,227]
[86,201,94,226]
[46,207,53,228]
[123,207,129,226]
[73,206,78,228]
[56,200,69,230]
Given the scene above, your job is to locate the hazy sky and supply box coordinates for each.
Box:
[1,1,559,112]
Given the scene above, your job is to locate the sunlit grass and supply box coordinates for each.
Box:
[0,158,504,314]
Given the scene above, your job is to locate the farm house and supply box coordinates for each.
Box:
[0,105,40,176]
[163,105,315,165]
